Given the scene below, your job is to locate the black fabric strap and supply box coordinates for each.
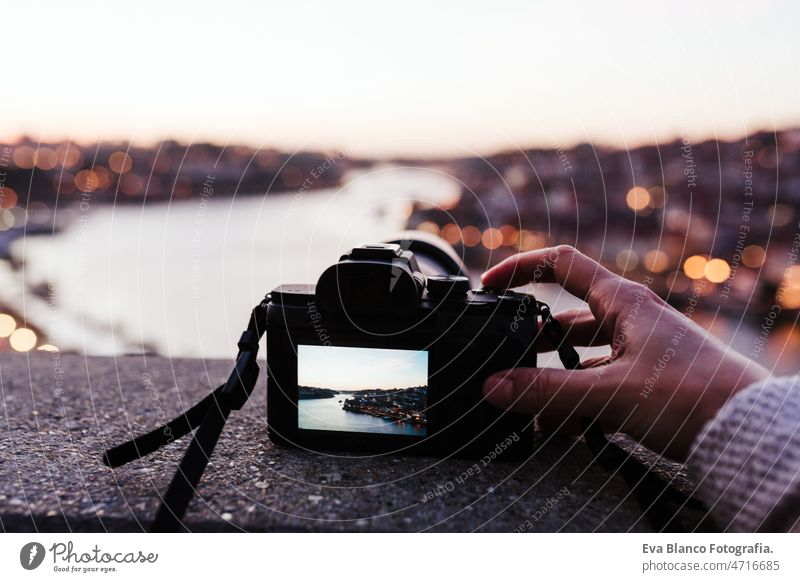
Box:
[150,351,261,532]
[102,303,266,532]
[539,301,703,532]
[151,390,234,532]
[102,387,225,468]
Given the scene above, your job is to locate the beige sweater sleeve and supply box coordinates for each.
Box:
[688,375,800,532]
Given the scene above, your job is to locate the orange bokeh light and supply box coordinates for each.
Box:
[108,151,133,174]
[0,187,18,209]
[683,255,708,280]
[75,170,100,192]
[499,225,519,246]
[704,258,731,283]
[626,186,651,211]
[644,249,670,273]
[34,148,58,171]
[56,144,83,169]
[461,226,482,247]
[482,228,503,250]
[741,245,766,268]
[12,146,35,169]
[440,223,461,245]
[778,266,800,309]
[517,230,545,251]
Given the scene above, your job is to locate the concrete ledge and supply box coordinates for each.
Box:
[0,353,712,532]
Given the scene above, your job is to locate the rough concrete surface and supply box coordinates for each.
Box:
[0,353,713,532]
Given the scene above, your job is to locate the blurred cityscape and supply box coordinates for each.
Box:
[408,129,800,367]
[0,139,360,354]
[1,130,799,371]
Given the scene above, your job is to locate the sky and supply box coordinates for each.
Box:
[2,0,799,156]
[298,345,428,391]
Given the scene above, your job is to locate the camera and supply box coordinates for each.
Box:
[104,232,675,531]
[265,232,540,458]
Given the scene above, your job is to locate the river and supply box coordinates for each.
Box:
[9,166,469,357]
[298,396,426,436]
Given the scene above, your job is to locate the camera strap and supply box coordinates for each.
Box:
[538,302,704,532]
[102,302,267,532]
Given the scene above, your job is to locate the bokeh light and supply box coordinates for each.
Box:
[108,151,133,174]
[499,225,518,246]
[34,147,58,170]
[625,186,651,212]
[769,203,794,228]
[616,249,639,271]
[741,245,766,268]
[9,328,37,352]
[75,170,100,192]
[683,255,708,279]
[481,228,503,250]
[778,266,800,309]
[56,144,83,169]
[704,258,731,283]
[644,249,669,273]
[461,226,481,247]
[94,167,112,189]
[0,314,16,338]
[517,230,545,251]
[440,223,461,245]
[0,209,16,231]
[12,146,35,169]
[0,187,18,209]
[417,221,439,236]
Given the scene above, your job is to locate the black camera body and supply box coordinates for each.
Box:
[265,235,539,458]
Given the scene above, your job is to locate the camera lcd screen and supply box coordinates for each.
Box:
[297,344,428,436]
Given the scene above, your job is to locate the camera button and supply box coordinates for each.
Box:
[427,275,470,301]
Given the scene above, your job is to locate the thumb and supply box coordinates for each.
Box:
[482,367,611,418]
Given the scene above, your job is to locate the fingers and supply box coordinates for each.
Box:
[480,246,622,315]
[538,353,619,435]
[482,366,615,419]
[534,308,610,351]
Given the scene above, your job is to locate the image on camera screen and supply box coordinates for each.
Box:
[297,345,428,436]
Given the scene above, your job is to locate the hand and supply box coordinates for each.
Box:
[481,245,771,460]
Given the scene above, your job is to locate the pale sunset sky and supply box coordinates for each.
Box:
[298,345,428,391]
[3,0,798,156]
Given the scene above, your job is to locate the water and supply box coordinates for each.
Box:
[298,396,426,436]
[12,166,462,357]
